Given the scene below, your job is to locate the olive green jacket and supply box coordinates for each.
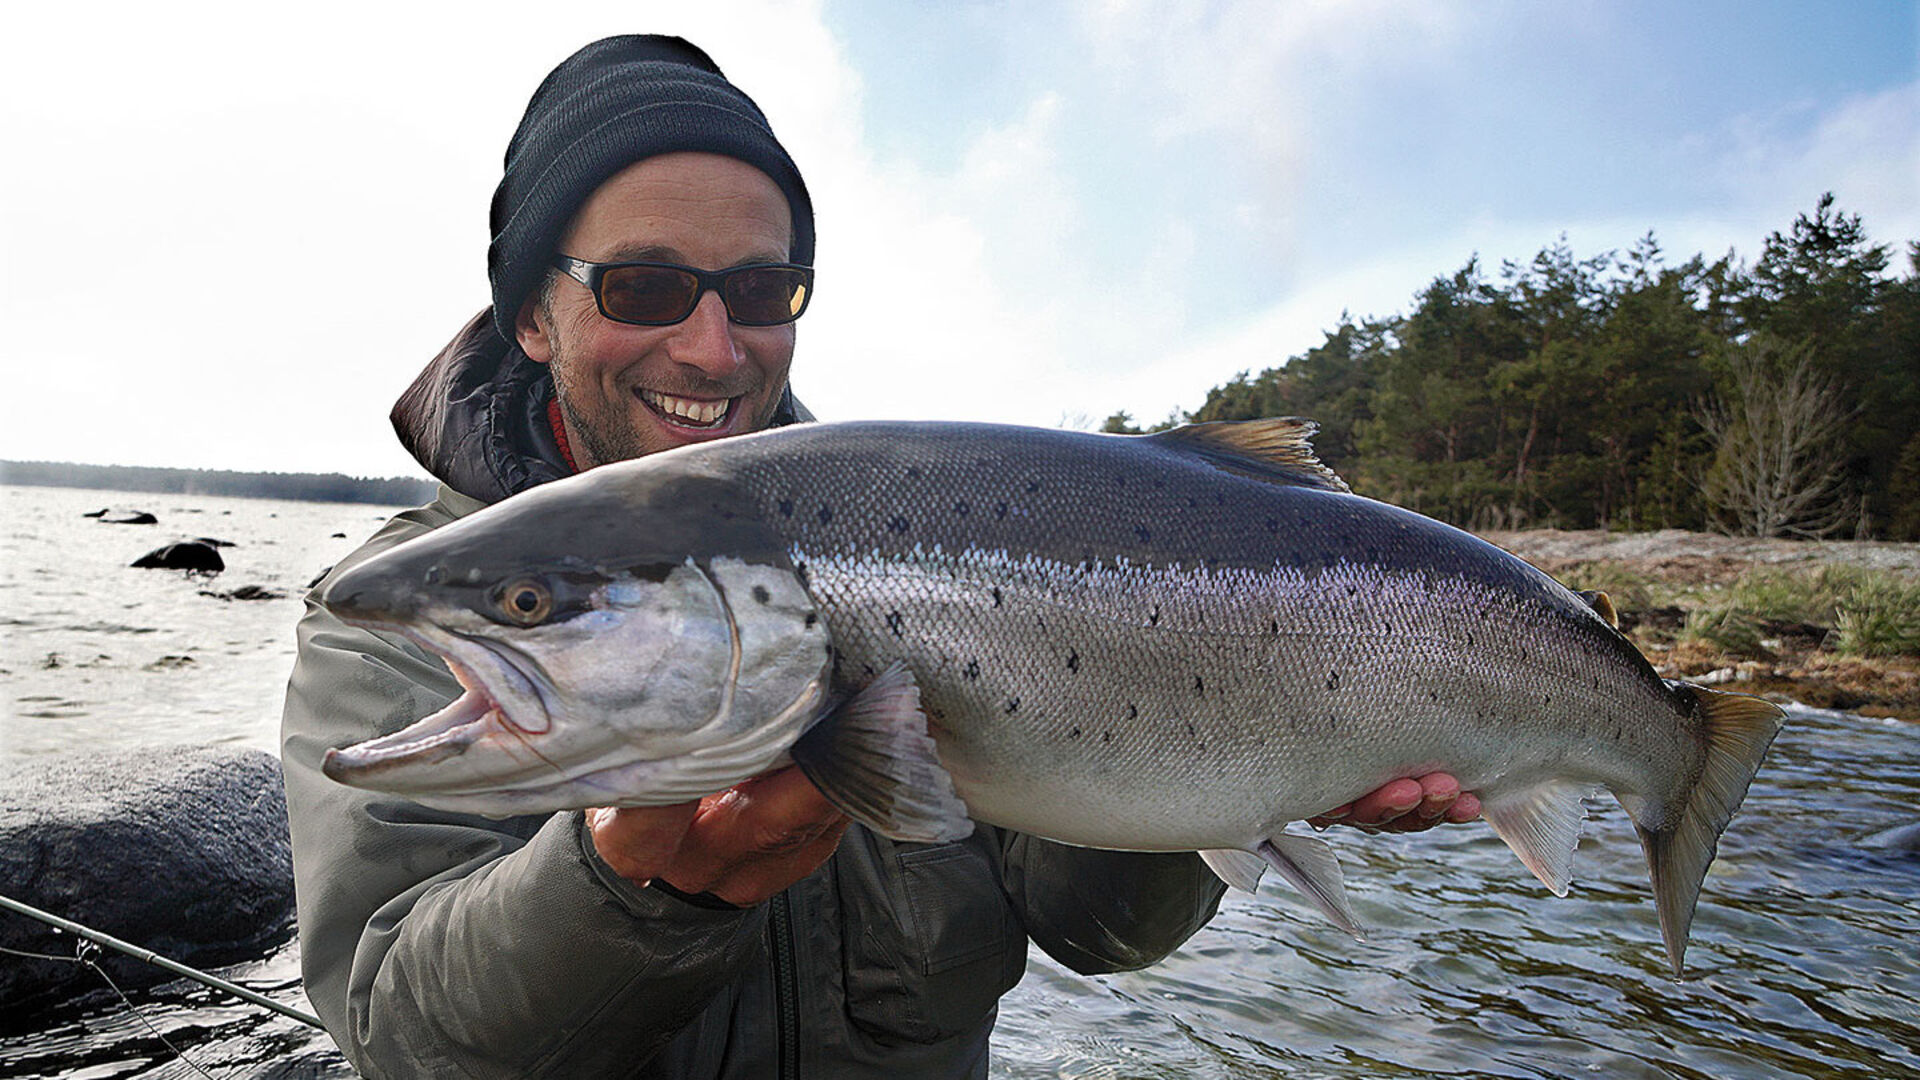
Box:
[279,317,1226,1078]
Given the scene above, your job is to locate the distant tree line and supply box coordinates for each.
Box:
[0,460,437,506]
[1107,195,1920,540]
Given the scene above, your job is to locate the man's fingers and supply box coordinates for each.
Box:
[663,767,850,901]
[1313,773,1479,834]
[587,802,700,883]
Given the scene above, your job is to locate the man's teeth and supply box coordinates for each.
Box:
[641,391,731,427]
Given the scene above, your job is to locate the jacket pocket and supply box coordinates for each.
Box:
[842,833,1028,1045]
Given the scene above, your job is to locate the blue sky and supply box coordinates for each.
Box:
[2,1,1914,478]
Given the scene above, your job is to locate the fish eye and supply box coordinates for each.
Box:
[498,579,553,625]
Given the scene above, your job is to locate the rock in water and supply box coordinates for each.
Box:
[93,509,158,525]
[0,746,294,1012]
[131,541,225,572]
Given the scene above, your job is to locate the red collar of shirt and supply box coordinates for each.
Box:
[546,396,579,474]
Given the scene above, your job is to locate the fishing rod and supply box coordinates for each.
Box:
[0,890,323,1028]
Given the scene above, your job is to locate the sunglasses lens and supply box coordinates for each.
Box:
[723,267,811,325]
[598,265,700,324]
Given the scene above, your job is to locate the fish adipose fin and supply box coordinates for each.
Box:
[1632,685,1785,977]
[1148,418,1352,493]
[1481,779,1597,896]
[1259,833,1365,939]
[789,662,974,844]
[1199,848,1268,892]
[1576,589,1620,629]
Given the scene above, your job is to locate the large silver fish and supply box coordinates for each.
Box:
[320,418,1783,975]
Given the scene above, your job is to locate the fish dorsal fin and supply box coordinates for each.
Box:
[1577,589,1620,629]
[1148,418,1351,493]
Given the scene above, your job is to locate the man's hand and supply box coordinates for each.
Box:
[588,766,850,907]
[1308,773,1480,834]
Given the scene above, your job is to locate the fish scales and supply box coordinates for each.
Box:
[694,422,1690,847]
[318,418,1784,974]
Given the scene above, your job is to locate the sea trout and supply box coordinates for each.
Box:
[319,418,1783,974]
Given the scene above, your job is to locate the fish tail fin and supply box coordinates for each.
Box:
[1630,684,1785,977]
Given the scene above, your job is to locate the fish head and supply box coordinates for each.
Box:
[319,463,830,817]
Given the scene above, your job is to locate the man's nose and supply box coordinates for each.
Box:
[667,290,747,376]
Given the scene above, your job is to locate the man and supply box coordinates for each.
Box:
[281,34,1478,1078]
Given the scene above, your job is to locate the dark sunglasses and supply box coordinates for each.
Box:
[550,255,813,327]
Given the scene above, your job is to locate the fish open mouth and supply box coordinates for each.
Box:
[322,618,557,786]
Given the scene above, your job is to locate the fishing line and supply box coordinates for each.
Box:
[77,940,220,1080]
[0,890,321,1028]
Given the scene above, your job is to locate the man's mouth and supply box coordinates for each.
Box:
[639,389,735,430]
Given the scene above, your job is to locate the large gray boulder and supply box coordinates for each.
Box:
[0,745,294,1011]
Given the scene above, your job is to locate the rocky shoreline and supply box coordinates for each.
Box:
[1483,528,1920,721]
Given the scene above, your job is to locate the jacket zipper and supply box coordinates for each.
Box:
[770,890,800,1080]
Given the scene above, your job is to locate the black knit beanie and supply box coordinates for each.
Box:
[488,35,815,343]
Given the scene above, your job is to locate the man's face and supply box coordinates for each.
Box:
[517,152,798,468]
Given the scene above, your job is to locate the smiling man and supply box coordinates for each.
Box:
[280,34,1476,1079]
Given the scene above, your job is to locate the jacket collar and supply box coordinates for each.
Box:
[391,308,809,505]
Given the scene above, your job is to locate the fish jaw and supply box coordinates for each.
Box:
[321,551,835,817]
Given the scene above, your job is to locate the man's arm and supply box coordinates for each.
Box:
[281,500,768,1079]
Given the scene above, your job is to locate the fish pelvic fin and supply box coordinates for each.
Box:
[1148,418,1352,493]
[1635,684,1787,977]
[1199,848,1268,893]
[1260,833,1365,940]
[789,662,974,844]
[1481,779,1597,897]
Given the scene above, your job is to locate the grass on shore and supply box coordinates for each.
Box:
[1557,562,1920,659]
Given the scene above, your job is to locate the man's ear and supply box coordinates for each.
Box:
[516,296,553,364]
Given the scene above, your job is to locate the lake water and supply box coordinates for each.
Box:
[3,483,1917,1079]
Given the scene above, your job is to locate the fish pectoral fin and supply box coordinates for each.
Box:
[1481,779,1597,896]
[789,662,974,844]
[1199,848,1268,892]
[1147,418,1351,493]
[1260,833,1364,939]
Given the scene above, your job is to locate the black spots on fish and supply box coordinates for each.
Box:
[795,562,811,589]
[777,498,794,518]
[888,515,911,535]
[994,500,1010,520]
[1327,670,1342,691]
[991,587,1004,608]
[1543,692,1552,706]
[804,613,819,630]
[1069,726,1082,739]
[1128,703,1140,720]
[1269,619,1280,635]
[816,506,834,526]
[861,663,877,679]
[1465,631,1475,648]
[1192,674,1205,695]
[1428,689,1440,703]
[1026,479,1041,494]
[964,659,980,680]
[953,499,971,516]
[751,585,770,605]
[1518,645,1529,663]
[1066,649,1080,673]
[905,465,924,481]
[1135,525,1152,543]
[1185,721,1196,738]
[1148,605,1161,628]
[885,611,904,637]
[1102,731,1113,743]
[1006,696,1021,715]
[1346,584,1357,597]
[1381,620,1393,635]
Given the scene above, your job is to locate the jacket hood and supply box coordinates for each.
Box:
[391,309,808,505]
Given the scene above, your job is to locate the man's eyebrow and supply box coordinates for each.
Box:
[602,244,791,267]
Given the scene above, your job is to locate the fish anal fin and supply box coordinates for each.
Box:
[1148,418,1351,493]
[1199,848,1268,892]
[1260,833,1364,939]
[1481,779,1596,896]
[789,662,974,844]
[1635,684,1786,976]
